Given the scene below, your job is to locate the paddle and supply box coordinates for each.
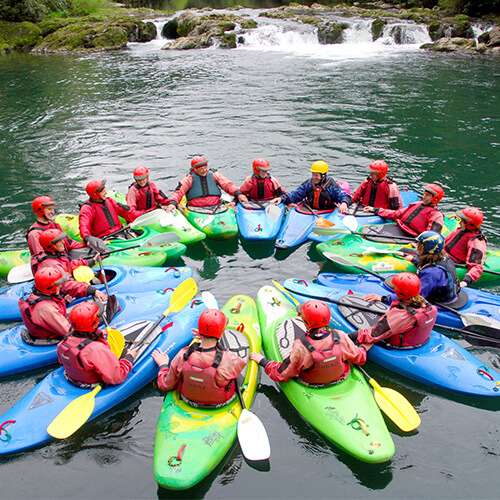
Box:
[302,201,335,228]
[271,281,420,432]
[323,252,388,280]
[104,209,165,240]
[265,203,282,223]
[47,278,198,440]
[202,291,271,461]
[342,214,358,233]
[312,225,416,242]
[7,263,34,284]
[434,324,500,349]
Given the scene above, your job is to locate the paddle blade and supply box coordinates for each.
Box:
[73,265,95,284]
[370,380,421,432]
[132,209,165,228]
[342,215,358,233]
[199,215,215,229]
[107,327,125,357]
[163,277,198,317]
[265,204,281,222]
[312,226,348,236]
[159,212,176,227]
[238,408,271,461]
[315,217,335,228]
[461,313,500,330]
[7,263,33,284]
[47,385,102,439]
[140,232,181,248]
[323,252,352,267]
[201,291,219,310]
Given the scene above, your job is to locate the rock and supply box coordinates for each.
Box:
[163,33,213,50]
[177,11,202,37]
[0,20,42,53]
[478,31,490,44]
[220,32,236,49]
[421,37,477,53]
[317,22,350,44]
[162,18,179,39]
[372,18,385,41]
[428,16,475,41]
[488,25,500,47]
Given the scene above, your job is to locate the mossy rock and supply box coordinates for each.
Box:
[176,11,202,37]
[162,18,179,39]
[240,19,257,29]
[217,21,236,35]
[0,20,42,52]
[118,20,156,42]
[478,31,490,44]
[317,21,349,44]
[371,18,385,41]
[299,15,322,25]
[38,18,75,37]
[220,32,236,48]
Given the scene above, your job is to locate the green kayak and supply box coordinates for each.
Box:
[256,284,395,463]
[153,294,262,490]
[182,203,238,240]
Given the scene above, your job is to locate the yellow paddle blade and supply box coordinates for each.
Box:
[73,266,95,284]
[272,280,300,307]
[369,379,421,432]
[163,277,198,317]
[47,385,102,439]
[107,327,125,358]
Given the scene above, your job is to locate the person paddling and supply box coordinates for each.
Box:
[57,302,138,387]
[239,158,287,201]
[351,160,402,210]
[445,207,487,287]
[165,157,248,213]
[126,166,170,219]
[152,309,246,407]
[349,273,437,349]
[272,161,351,213]
[364,183,444,236]
[250,300,367,384]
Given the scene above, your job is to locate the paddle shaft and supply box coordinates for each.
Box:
[434,324,500,347]
[302,201,330,222]
[362,231,416,243]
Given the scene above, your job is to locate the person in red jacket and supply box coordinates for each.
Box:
[152,309,246,407]
[165,157,248,212]
[57,302,137,387]
[250,300,367,384]
[19,268,72,340]
[239,158,287,201]
[79,179,135,246]
[126,166,170,219]
[364,183,444,236]
[349,273,437,349]
[352,160,402,210]
[445,207,488,287]
[26,196,85,257]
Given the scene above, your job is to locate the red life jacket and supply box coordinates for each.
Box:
[82,199,122,238]
[298,329,348,384]
[387,301,436,348]
[130,181,155,211]
[57,334,104,384]
[397,202,439,236]
[25,221,56,241]
[445,229,486,263]
[18,292,67,339]
[247,174,276,201]
[361,177,398,209]
[177,344,236,405]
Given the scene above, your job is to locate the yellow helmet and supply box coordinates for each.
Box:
[310,161,329,174]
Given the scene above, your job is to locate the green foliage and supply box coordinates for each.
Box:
[69,0,107,16]
[0,19,42,50]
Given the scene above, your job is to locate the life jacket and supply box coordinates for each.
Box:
[130,181,154,210]
[18,292,67,339]
[419,256,461,303]
[298,329,348,384]
[58,334,103,385]
[186,170,221,201]
[31,251,70,275]
[397,202,439,236]
[82,199,123,238]
[361,177,397,209]
[247,174,275,201]
[305,177,337,210]
[177,344,236,405]
[25,221,53,241]
[387,301,436,348]
[445,230,487,264]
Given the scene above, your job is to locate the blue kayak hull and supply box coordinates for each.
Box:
[0,265,194,322]
[236,202,285,241]
[0,297,206,455]
[282,278,500,397]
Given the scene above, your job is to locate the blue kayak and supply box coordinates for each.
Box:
[0,296,206,455]
[0,289,189,378]
[0,265,193,322]
[236,201,285,241]
[308,189,419,243]
[282,278,500,397]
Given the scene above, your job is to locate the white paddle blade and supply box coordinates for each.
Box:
[312,226,348,236]
[140,232,180,248]
[201,291,219,310]
[265,204,281,222]
[461,314,500,329]
[199,215,215,229]
[7,263,34,284]
[238,408,271,461]
[133,209,164,227]
[159,212,176,227]
[342,215,358,233]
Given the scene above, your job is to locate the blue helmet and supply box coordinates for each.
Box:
[416,230,445,255]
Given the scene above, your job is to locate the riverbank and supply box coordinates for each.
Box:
[0,2,498,54]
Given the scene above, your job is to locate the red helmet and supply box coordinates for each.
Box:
[297,300,331,330]
[86,180,106,200]
[197,309,227,339]
[368,160,388,180]
[39,228,67,253]
[389,273,421,301]
[456,207,483,230]
[34,267,69,295]
[424,183,444,205]
[252,158,271,175]
[133,166,149,181]
[69,302,101,333]
[32,196,55,216]
[191,156,208,170]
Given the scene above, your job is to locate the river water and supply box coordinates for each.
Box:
[0,9,499,499]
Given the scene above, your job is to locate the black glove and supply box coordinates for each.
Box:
[84,235,106,253]
[347,331,359,342]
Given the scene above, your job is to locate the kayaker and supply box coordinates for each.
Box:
[351,160,402,210]
[126,166,170,218]
[349,273,437,349]
[250,300,368,384]
[363,183,444,236]
[79,179,135,245]
[26,196,86,257]
[32,228,107,303]
[57,302,138,387]
[164,157,248,213]
[365,231,462,306]
[152,309,246,407]
[239,158,287,201]
[272,161,351,213]
[445,207,487,287]
[19,268,72,339]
